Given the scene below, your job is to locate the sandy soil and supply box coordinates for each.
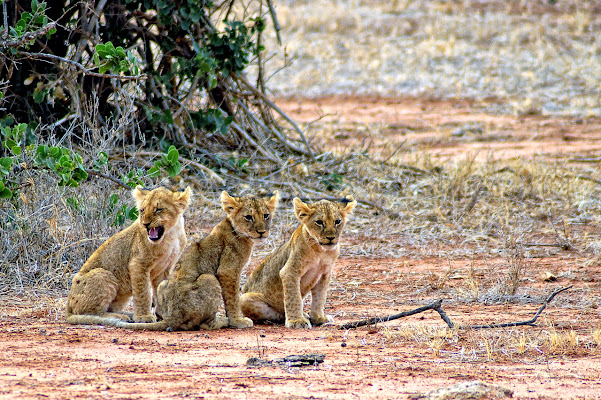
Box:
[277,96,601,162]
[1,97,601,400]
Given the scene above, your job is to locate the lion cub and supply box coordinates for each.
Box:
[115,191,279,331]
[117,191,279,330]
[66,186,191,325]
[241,196,356,329]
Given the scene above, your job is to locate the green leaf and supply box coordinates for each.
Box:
[147,165,160,177]
[49,147,61,158]
[127,206,139,220]
[165,160,181,177]
[0,187,12,199]
[36,145,48,157]
[167,146,179,163]
[161,109,174,124]
[0,157,13,175]
[4,139,17,150]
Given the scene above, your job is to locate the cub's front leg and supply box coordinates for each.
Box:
[217,250,253,329]
[280,262,311,329]
[129,259,156,323]
[309,269,334,326]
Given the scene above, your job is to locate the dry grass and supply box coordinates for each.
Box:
[258,0,601,117]
[372,323,599,362]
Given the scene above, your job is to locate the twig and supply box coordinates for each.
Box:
[85,170,131,190]
[229,121,280,164]
[461,286,572,329]
[266,0,282,45]
[124,151,225,185]
[237,100,310,156]
[383,139,407,163]
[17,51,148,80]
[0,22,57,49]
[172,73,200,119]
[340,286,571,330]
[236,74,315,160]
[340,299,450,330]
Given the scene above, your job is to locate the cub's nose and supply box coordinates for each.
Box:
[257,230,266,237]
[326,235,336,242]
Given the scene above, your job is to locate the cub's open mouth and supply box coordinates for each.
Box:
[147,226,165,242]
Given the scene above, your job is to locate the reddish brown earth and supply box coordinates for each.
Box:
[278,96,601,162]
[2,96,601,400]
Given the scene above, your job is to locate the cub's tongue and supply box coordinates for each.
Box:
[148,227,160,240]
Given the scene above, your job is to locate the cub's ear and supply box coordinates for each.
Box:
[132,186,148,207]
[265,190,280,213]
[221,191,241,214]
[339,195,357,217]
[174,186,192,211]
[293,197,313,221]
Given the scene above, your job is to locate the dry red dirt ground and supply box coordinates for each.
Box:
[2,96,601,400]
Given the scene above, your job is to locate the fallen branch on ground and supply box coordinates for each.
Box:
[339,286,572,330]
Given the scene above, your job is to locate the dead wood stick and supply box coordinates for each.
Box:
[235,74,315,160]
[460,286,572,330]
[340,299,451,330]
[340,286,571,330]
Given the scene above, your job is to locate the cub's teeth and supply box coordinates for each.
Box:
[149,227,160,239]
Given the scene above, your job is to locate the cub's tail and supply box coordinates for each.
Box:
[113,320,172,331]
[65,314,126,327]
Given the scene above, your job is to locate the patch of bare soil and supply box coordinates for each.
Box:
[277,96,601,162]
[1,255,600,399]
[2,97,601,399]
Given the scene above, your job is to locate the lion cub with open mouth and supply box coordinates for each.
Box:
[241,196,356,329]
[116,190,279,331]
[66,186,191,325]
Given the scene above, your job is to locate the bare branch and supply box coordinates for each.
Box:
[236,74,316,160]
[266,0,281,45]
[17,51,148,80]
[85,170,131,190]
[340,286,572,330]
[0,22,57,49]
[120,151,225,185]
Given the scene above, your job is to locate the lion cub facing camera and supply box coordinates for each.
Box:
[241,196,356,329]
[66,186,191,325]
[115,191,279,331]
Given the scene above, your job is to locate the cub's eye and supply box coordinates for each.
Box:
[315,220,324,227]
[264,213,270,220]
[335,219,342,225]
[244,215,254,222]
[156,208,164,214]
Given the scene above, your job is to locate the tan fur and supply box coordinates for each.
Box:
[241,196,356,329]
[122,190,279,330]
[109,274,228,331]
[65,186,191,325]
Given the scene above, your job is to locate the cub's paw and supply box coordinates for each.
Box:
[285,318,312,329]
[310,314,334,326]
[229,317,253,329]
[134,314,157,323]
[201,316,229,330]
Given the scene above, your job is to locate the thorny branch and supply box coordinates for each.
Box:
[340,286,572,330]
